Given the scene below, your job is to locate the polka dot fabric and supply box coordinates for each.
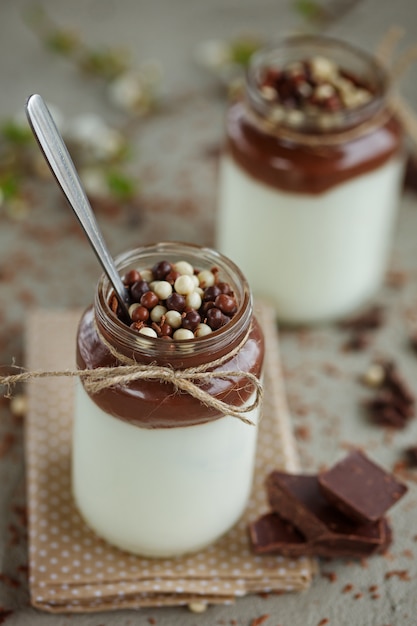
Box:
[25,304,314,613]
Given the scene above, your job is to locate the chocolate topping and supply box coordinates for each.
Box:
[76,306,264,429]
[226,101,402,195]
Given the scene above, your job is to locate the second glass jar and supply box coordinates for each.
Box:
[217,35,404,324]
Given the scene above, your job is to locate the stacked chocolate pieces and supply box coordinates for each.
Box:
[250,450,407,559]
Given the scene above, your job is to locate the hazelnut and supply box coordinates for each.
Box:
[362,363,386,388]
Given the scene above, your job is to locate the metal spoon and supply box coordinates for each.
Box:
[25,93,131,320]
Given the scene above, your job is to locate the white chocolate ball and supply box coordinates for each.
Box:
[165,310,182,329]
[174,260,194,276]
[173,328,194,341]
[198,270,215,288]
[150,305,167,323]
[174,275,195,295]
[194,323,213,337]
[141,268,153,282]
[138,327,158,338]
[185,291,202,310]
[152,280,172,300]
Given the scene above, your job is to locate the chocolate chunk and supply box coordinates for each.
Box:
[338,305,384,332]
[249,512,307,556]
[405,446,417,467]
[364,360,415,429]
[249,512,391,558]
[384,362,415,406]
[410,333,417,354]
[365,390,412,428]
[266,472,383,545]
[267,472,331,539]
[404,152,417,194]
[342,332,370,352]
[318,449,408,524]
[314,517,392,557]
[251,451,400,560]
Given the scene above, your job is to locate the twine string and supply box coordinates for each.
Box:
[0,324,263,426]
[375,26,405,65]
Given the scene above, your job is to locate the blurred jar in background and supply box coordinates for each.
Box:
[217,35,404,324]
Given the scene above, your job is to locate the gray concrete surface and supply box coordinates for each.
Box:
[1,1,417,624]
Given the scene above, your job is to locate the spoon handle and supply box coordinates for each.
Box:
[25,93,130,318]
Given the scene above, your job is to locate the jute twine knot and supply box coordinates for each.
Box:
[0,324,263,426]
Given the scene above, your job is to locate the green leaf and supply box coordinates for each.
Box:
[230,38,262,67]
[46,29,79,55]
[1,121,33,145]
[79,49,129,80]
[106,170,136,200]
[294,0,324,20]
[0,174,21,200]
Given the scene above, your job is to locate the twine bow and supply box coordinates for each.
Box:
[0,325,263,426]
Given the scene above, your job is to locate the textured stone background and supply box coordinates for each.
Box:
[1,1,417,624]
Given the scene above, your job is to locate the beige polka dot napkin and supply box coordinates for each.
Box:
[24,303,314,613]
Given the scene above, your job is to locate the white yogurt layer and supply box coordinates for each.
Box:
[72,382,259,557]
[217,155,404,324]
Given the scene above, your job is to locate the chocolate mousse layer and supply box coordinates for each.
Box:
[76,306,264,429]
[226,100,403,195]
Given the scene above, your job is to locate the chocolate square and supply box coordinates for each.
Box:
[266,471,383,545]
[318,449,408,523]
[249,512,391,559]
[249,512,307,556]
[313,516,392,557]
[267,472,331,539]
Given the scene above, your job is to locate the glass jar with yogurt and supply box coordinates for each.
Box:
[72,242,264,557]
[217,35,404,324]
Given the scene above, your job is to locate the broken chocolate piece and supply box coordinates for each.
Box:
[249,512,391,558]
[410,333,417,354]
[405,446,417,467]
[314,517,392,557]
[342,332,370,352]
[338,306,384,354]
[266,472,383,545]
[364,361,415,429]
[403,152,417,194]
[251,451,401,560]
[365,390,412,428]
[267,472,330,539]
[249,512,307,556]
[338,305,384,332]
[384,362,415,406]
[318,449,408,524]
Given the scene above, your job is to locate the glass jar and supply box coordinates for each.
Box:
[217,35,405,324]
[72,242,264,557]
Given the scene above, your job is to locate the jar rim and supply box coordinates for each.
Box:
[94,241,253,364]
[246,34,390,133]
